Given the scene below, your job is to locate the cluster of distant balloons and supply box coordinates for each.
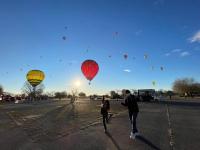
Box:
[26,56,161,88]
[3,28,165,88]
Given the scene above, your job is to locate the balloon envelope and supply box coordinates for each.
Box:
[152,81,156,86]
[26,70,45,87]
[124,54,128,59]
[144,54,148,59]
[62,36,66,40]
[81,60,99,81]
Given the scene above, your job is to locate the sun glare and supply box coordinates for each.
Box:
[74,80,81,87]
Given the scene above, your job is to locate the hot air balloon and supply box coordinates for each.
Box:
[160,66,164,71]
[113,32,118,36]
[144,54,148,59]
[124,54,128,60]
[152,81,156,87]
[62,36,66,40]
[81,60,99,84]
[26,70,45,87]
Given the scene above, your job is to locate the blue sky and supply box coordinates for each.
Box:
[0,0,200,95]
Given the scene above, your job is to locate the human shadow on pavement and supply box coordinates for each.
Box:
[136,135,161,150]
[105,131,121,150]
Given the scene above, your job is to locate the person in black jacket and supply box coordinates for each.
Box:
[121,90,139,139]
[101,96,110,133]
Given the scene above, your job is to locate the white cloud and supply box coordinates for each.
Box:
[180,51,190,57]
[123,69,131,73]
[172,49,182,53]
[164,49,181,57]
[189,30,200,43]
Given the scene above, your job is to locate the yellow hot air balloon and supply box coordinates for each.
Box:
[26,70,45,87]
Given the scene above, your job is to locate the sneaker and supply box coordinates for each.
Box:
[130,132,135,139]
[130,134,136,139]
[130,132,133,136]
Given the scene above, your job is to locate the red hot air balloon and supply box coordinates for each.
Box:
[81,60,99,84]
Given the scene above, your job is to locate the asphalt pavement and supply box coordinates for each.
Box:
[0,99,200,150]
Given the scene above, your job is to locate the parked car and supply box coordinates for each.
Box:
[138,89,155,101]
[2,95,15,102]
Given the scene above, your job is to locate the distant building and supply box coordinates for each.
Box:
[137,89,156,101]
[138,89,155,96]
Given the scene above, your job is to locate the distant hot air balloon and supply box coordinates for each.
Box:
[124,54,128,60]
[113,32,118,36]
[81,60,99,84]
[62,36,66,40]
[144,54,148,59]
[152,81,156,86]
[86,46,90,53]
[160,66,164,71]
[26,70,45,87]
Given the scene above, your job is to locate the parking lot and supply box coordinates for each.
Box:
[0,99,200,150]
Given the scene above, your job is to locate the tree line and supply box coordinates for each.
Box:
[1,77,200,101]
[173,78,200,97]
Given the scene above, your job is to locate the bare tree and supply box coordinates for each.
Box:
[172,78,200,97]
[110,90,120,99]
[121,89,127,98]
[79,92,86,97]
[22,81,45,100]
[110,91,116,99]
[54,91,67,100]
[0,85,3,95]
[71,89,78,103]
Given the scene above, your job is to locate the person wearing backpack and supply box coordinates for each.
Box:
[101,96,110,133]
[121,90,139,139]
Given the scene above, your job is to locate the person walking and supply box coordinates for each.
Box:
[121,90,139,139]
[101,96,110,133]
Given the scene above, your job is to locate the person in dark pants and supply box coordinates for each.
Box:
[121,90,139,139]
[101,96,110,133]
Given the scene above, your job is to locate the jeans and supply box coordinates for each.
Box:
[102,112,108,131]
[129,111,138,133]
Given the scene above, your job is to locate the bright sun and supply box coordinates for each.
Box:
[74,80,81,87]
